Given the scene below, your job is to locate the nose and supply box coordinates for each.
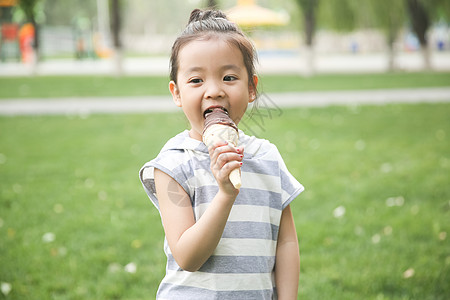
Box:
[204,80,225,99]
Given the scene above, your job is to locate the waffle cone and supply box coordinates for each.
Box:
[202,124,241,189]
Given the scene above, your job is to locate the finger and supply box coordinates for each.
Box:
[215,152,244,169]
[220,160,243,178]
[207,140,228,158]
[208,140,228,151]
[236,146,244,155]
[209,143,239,164]
[211,152,239,174]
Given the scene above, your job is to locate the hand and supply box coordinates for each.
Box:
[207,140,244,196]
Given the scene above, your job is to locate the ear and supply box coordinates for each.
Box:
[248,74,258,103]
[169,81,182,107]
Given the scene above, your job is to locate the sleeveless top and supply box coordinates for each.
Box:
[140,130,304,299]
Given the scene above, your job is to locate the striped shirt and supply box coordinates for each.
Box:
[140,130,304,299]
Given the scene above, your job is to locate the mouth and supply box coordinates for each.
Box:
[203,106,228,118]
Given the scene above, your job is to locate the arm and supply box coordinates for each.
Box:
[275,204,300,300]
[154,141,243,272]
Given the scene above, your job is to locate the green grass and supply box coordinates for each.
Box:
[1,103,449,299]
[1,72,449,99]
[0,76,171,99]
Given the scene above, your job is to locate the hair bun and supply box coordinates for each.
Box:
[188,9,228,24]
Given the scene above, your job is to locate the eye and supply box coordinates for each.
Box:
[188,78,203,84]
[223,75,237,82]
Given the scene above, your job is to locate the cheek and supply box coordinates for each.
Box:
[184,103,203,123]
[232,98,250,125]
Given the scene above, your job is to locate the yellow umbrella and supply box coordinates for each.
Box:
[226,0,288,27]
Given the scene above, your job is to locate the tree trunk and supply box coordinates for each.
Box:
[30,17,39,75]
[406,0,431,70]
[303,45,315,76]
[387,44,395,72]
[111,0,123,76]
[420,43,431,70]
[301,0,318,76]
[387,24,397,71]
[304,3,316,47]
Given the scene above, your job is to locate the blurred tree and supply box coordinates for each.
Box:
[296,0,318,48]
[110,0,122,76]
[367,0,405,71]
[317,0,406,71]
[317,0,357,32]
[43,0,96,26]
[405,0,431,69]
[110,0,121,50]
[404,0,450,69]
[430,0,450,21]
[295,0,319,76]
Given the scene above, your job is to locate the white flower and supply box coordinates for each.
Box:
[403,268,415,279]
[124,262,137,274]
[371,234,381,244]
[386,196,404,207]
[42,232,55,243]
[333,206,346,218]
[1,282,12,296]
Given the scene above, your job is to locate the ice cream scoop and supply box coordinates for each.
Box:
[202,108,241,189]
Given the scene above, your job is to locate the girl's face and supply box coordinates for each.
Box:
[169,38,258,141]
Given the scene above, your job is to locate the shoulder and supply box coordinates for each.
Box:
[239,130,278,159]
[141,131,205,179]
[140,131,204,209]
[160,130,199,152]
[239,131,287,178]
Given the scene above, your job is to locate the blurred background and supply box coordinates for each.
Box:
[1,0,450,76]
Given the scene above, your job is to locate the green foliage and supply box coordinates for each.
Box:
[294,0,320,44]
[295,0,319,10]
[366,0,405,33]
[0,102,449,299]
[422,0,450,21]
[300,0,448,33]
[316,0,407,34]
[43,0,97,26]
[17,0,38,17]
[317,0,357,31]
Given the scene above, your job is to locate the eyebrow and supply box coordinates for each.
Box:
[220,64,241,72]
[185,67,204,74]
[184,64,242,75]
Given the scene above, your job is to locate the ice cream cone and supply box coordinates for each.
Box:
[203,111,242,189]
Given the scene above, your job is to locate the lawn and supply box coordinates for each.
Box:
[0,72,449,98]
[0,102,449,299]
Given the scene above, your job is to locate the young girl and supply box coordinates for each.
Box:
[140,9,304,299]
